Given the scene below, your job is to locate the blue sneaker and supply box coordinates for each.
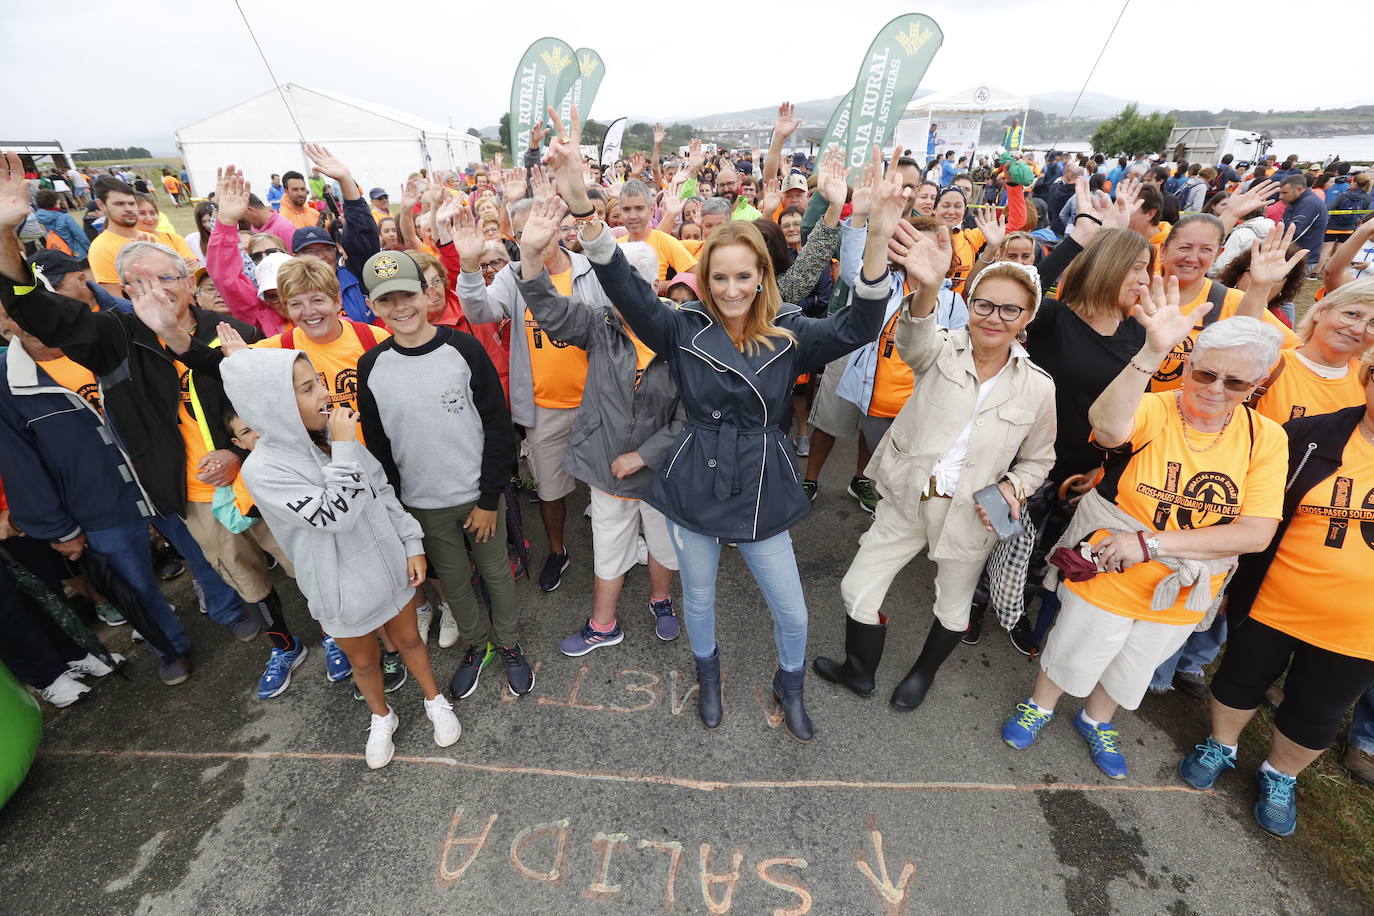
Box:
[1178,738,1237,790]
[257,639,308,699]
[1254,767,1298,836]
[558,620,624,657]
[322,637,351,682]
[1074,714,1128,780]
[649,598,680,641]
[1002,702,1054,749]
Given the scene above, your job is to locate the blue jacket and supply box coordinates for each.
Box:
[581,230,888,542]
[33,208,90,258]
[0,342,155,541]
[1327,188,1369,233]
[1282,189,1329,255]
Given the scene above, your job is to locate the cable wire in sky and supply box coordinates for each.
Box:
[1058,0,1132,142]
[232,0,307,143]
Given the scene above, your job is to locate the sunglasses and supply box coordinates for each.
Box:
[1189,368,1256,392]
[249,249,280,263]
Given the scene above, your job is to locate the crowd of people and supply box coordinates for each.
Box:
[1,100,1372,837]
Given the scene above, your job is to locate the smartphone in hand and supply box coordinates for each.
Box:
[974,484,1025,540]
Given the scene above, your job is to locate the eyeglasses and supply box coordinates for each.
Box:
[1333,308,1374,334]
[249,249,279,263]
[969,299,1028,322]
[479,259,507,271]
[559,224,577,234]
[1189,368,1256,392]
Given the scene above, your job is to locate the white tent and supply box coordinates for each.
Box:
[175,83,481,200]
[893,85,1031,158]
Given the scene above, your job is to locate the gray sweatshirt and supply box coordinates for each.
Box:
[221,348,424,638]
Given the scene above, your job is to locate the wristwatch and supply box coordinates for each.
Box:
[1145,536,1160,559]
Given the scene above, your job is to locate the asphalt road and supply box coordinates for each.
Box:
[0,438,1366,915]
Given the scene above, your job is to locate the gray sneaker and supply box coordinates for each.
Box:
[159,658,191,686]
[95,602,126,626]
[650,597,680,641]
[794,434,811,457]
[230,617,261,642]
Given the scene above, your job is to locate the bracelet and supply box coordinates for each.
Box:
[1074,214,1102,225]
[1127,359,1156,375]
[1136,531,1150,563]
[573,212,599,226]
[568,206,595,219]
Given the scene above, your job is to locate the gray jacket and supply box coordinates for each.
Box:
[457,250,611,428]
[513,268,684,499]
[221,348,424,638]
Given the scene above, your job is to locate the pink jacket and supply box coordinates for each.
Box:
[206,221,287,335]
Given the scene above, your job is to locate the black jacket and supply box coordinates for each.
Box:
[1226,406,1363,625]
[0,265,260,516]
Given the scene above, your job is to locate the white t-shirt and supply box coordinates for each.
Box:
[930,356,1013,496]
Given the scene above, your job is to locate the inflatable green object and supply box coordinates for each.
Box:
[0,661,42,807]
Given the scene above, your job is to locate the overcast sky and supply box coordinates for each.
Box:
[6,0,1366,153]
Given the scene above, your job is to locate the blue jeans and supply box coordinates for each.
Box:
[668,521,809,672]
[1349,686,1374,754]
[1150,613,1227,692]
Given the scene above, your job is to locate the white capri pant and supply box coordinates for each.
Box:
[1038,586,1196,711]
[589,487,679,580]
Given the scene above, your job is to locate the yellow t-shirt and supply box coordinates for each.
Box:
[869,311,913,419]
[87,229,152,285]
[525,268,589,408]
[38,356,101,411]
[621,230,697,284]
[1254,351,1365,425]
[1251,431,1374,661]
[1150,280,1298,391]
[170,356,216,504]
[1066,392,1287,625]
[254,320,391,413]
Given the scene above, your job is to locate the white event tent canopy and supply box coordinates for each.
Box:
[894,85,1031,158]
[175,83,481,200]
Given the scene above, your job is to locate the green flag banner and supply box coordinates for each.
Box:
[820,90,853,156]
[509,36,576,163]
[556,48,605,127]
[842,14,943,170]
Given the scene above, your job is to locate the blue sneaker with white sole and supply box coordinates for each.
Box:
[1254,768,1298,836]
[559,620,624,657]
[1002,702,1054,749]
[322,637,351,682]
[1178,737,1237,790]
[649,598,680,641]
[257,638,308,699]
[1074,714,1128,780]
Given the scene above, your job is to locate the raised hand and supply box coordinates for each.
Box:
[529,165,555,201]
[774,101,800,140]
[973,204,1006,252]
[216,321,250,357]
[849,145,886,222]
[304,143,351,183]
[865,145,913,256]
[128,264,184,339]
[816,146,848,205]
[686,138,704,174]
[888,220,953,289]
[520,195,568,261]
[0,152,32,229]
[659,191,684,223]
[433,191,465,244]
[214,165,251,225]
[1133,275,1194,355]
[1105,176,1143,231]
[503,167,528,203]
[1247,221,1306,289]
[451,203,486,264]
[760,177,782,216]
[544,104,587,206]
[402,178,422,213]
[1222,179,1280,222]
[630,152,647,178]
[529,120,548,149]
[652,123,667,146]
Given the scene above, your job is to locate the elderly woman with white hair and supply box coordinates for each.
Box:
[1002,291,1287,781]
[813,229,1057,713]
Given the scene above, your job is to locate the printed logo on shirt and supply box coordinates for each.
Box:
[1299,477,1374,550]
[333,368,358,405]
[74,382,101,411]
[1137,468,1241,529]
[526,317,573,348]
[1153,337,1192,384]
[440,386,469,414]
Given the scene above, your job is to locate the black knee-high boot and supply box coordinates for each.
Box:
[812,615,888,697]
[890,619,963,710]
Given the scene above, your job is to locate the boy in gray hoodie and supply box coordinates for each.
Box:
[220,343,460,769]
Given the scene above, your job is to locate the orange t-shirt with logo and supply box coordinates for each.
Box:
[38,356,101,411]
[620,230,697,284]
[868,311,913,418]
[1254,351,1365,425]
[1149,280,1298,391]
[526,268,589,408]
[254,320,391,413]
[169,356,216,504]
[1250,431,1374,660]
[1066,392,1287,625]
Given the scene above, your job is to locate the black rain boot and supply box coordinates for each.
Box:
[813,616,888,697]
[695,649,723,729]
[962,603,986,646]
[773,667,815,742]
[890,620,963,711]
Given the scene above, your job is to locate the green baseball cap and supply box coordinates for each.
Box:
[361,250,423,298]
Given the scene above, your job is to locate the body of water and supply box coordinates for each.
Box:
[1267,134,1374,164]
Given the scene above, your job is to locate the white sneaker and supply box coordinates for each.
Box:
[424,695,462,747]
[42,671,91,708]
[437,603,459,649]
[415,604,433,645]
[68,652,125,677]
[365,707,399,769]
[635,536,649,566]
[191,577,208,614]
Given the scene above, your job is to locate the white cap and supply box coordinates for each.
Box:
[255,252,292,294]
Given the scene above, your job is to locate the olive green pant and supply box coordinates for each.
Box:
[408,498,519,649]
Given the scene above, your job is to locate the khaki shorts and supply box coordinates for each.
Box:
[527,404,579,501]
[1038,586,1195,711]
[808,354,862,439]
[183,500,293,604]
[589,486,678,580]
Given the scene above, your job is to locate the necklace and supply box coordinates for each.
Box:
[1175,391,1232,453]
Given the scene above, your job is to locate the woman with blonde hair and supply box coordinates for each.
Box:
[543,106,900,742]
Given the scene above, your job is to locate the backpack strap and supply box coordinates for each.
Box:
[1199,280,1230,328]
[1245,353,1287,409]
[281,326,294,348]
[347,319,379,350]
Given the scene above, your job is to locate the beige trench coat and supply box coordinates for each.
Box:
[864,307,1058,562]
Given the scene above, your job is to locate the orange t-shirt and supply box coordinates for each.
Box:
[621,230,697,283]
[279,200,321,229]
[87,229,153,285]
[254,320,391,413]
[526,268,589,408]
[170,355,216,503]
[1254,351,1365,425]
[154,230,195,261]
[947,228,985,294]
[162,175,181,195]
[627,327,655,388]
[1066,392,1287,626]
[1149,280,1298,391]
[1250,431,1374,660]
[868,311,913,418]
[38,356,101,411]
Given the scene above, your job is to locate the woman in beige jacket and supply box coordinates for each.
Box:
[814,226,1057,711]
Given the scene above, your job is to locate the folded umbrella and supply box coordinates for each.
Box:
[1,547,120,672]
